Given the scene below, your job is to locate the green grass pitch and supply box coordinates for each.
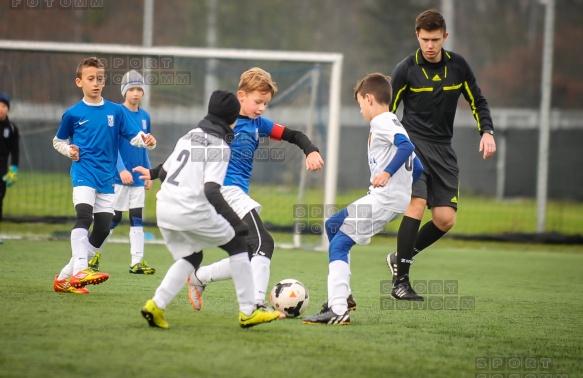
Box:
[1,238,582,377]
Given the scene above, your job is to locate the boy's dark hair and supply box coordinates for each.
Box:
[76,57,105,79]
[415,9,447,33]
[354,73,392,105]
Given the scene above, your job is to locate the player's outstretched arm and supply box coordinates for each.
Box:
[305,151,324,171]
[133,166,151,180]
[133,163,168,182]
[276,127,324,170]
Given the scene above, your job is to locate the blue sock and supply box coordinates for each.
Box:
[328,231,355,264]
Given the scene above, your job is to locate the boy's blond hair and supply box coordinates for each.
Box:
[238,67,278,95]
[76,56,104,79]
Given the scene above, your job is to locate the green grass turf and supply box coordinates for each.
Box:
[1,238,582,377]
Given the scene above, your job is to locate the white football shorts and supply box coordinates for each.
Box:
[113,184,146,211]
[220,185,261,219]
[159,214,235,260]
[72,186,115,214]
[339,194,403,245]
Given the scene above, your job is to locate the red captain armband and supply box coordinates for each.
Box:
[270,123,285,141]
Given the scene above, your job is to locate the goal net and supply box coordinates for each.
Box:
[0,40,343,250]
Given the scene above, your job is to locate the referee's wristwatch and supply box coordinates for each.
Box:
[483,130,494,136]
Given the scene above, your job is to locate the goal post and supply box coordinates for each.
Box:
[0,39,342,251]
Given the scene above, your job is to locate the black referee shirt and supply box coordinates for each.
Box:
[390,48,494,144]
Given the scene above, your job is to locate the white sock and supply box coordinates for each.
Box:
[328,259,351,315]
[129,226,145,266]
[250,255,271,304]
[57,258,74,280]
[229,252,255,316]
[71,228,89,274]
[152,259,193,310]
[196,258,232,284]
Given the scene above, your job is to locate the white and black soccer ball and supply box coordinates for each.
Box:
[269,278,309,318]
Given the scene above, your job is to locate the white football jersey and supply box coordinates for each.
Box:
[156,127,231,231]
[367,112,414,212]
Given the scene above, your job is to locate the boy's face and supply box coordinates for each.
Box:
[0,102,8,121]
[416,28,448,63]
[356,93,373,123]
[125,87,144,107]
[237,90,272,119]
[75,66,105,101]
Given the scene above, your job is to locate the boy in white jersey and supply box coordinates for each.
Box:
[140,90,283,329]
[87,70,156,275]
[52,57,156,294]
[303,73,423,325]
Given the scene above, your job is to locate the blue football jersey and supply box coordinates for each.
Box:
[223,116,275,194]
[55,99,143,193]
[115,106,152,187]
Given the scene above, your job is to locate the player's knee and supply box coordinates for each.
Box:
[129,208,143,227]
[73,203,93,229]
[258,232,274,259]
[183,251,203,270]
[325,208,349,242]
[328,231,355,264]
[435,217,455,232]
[325,216,340,237]
[110,210,122,229]
[248,228,274,260]
[220,235,247,256]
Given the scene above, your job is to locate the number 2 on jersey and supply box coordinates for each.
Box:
[166,149,189,186]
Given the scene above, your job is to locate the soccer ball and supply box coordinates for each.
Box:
[269,279,309,318]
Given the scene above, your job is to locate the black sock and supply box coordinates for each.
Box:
[396,216,421,278]
[413,221,447,256]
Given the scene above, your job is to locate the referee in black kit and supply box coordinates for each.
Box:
[387,9,496,299]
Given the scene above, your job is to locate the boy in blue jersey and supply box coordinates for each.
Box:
[87,70,156,275]
[303,73,423,325]
[52,57,156,294]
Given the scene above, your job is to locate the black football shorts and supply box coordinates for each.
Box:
[410,138,459,210]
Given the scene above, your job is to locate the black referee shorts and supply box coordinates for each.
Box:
[411,139,459,210]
